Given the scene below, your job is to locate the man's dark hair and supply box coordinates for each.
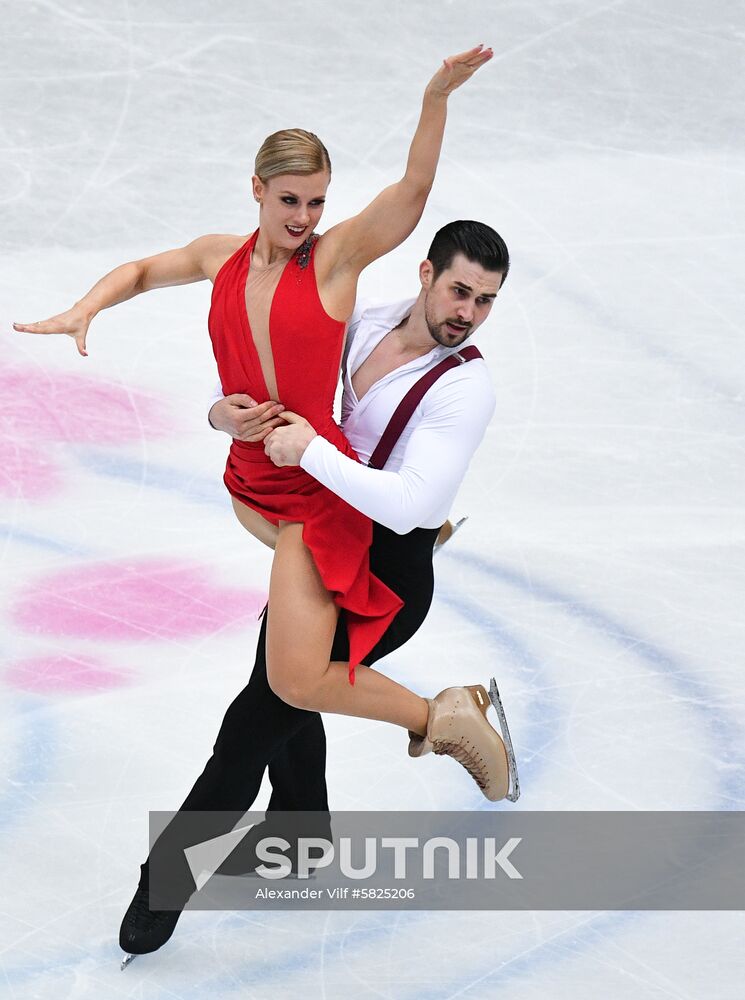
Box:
[427,220,510,285]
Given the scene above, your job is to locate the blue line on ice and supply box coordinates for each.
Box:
[0,697,57,836]
[0,523,91,557]
[75,449,228,507]
[457,549,744,806]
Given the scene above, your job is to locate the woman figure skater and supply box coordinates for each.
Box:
[14,45,510,800]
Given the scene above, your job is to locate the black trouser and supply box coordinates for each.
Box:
[142,522,439,898]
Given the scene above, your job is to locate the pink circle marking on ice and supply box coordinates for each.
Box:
[0,434,63,499]
[0,366,172,445]
[12,559,267,641]
[5,653,130,693]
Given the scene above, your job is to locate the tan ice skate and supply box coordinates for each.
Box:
[408,679,520,802]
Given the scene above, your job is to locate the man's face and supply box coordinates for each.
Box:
[423,253,502,348]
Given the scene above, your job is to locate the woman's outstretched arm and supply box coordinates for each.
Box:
[319,45,493,278]
[12,233,238,356]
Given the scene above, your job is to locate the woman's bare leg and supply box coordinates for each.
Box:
[266,523,429,735]
[231,496,278,549]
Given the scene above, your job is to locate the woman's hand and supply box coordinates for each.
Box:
[426,44,494,99]
[12,236,231,359]
[316,43,493,283]
[264,412,317,467]
[209,395,286,442]
[13,306,93,357]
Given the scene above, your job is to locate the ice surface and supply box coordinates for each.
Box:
[2,0,744,996]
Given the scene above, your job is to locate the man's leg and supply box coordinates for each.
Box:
[142,610,327,881]
[120,610,331,956]
[266,721,330,812]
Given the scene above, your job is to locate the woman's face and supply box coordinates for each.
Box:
[253,171,330,249]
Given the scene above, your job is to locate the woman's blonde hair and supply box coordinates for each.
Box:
[254,128,331,182]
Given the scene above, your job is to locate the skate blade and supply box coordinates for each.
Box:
[488,677,520,802]
[120,953,137,971]
[433,515,469,555]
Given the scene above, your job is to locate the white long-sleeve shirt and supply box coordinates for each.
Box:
[210,298,496,534]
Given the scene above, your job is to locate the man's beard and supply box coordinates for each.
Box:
[426,313,472,348]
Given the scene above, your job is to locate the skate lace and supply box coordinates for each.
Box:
[433,739,488,790]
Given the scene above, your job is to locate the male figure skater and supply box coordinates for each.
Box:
[120,220,512,961]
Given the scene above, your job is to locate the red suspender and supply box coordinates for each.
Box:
[367,345,483,470]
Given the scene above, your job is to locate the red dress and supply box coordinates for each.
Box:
[208,229,403,682]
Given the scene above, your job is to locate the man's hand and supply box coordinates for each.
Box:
[264,412,317,467]
[208,394,286,442]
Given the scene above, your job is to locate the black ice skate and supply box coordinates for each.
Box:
[119,863,188,970]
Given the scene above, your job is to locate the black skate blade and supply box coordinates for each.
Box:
[121,953,138,971]
[433,515,469,555]
[488,677,520,802]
